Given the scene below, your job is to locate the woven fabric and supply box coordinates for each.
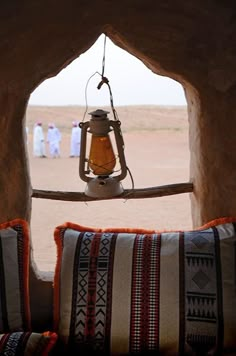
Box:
[0,219,30,333]
[54,218,236,355]
[0,331,58,355]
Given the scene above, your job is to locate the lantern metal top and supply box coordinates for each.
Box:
[88,109,110,118]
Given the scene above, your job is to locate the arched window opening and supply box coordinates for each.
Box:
[26,34,190,272]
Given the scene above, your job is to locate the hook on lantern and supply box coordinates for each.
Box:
[79,109,127,198]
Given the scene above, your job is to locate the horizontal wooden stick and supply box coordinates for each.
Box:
[32,182,193,202]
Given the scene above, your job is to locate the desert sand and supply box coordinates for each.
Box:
[26,105,191,271]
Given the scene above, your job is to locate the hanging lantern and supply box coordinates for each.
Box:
[79,109,127,198]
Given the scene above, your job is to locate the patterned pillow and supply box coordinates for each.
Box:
[53,218,236,355]
[0,331,58,355]
[0,219,30,332]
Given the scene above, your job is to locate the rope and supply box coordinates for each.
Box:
[82,34,118,122]
[101,34,107,77]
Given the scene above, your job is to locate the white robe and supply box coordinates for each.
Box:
[47,127,61,157]
[70,126,81,156]
[33,125,46,157]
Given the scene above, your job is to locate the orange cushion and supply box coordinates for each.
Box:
[0,219,30,332]
[54,217,236,355]
[0,331,57,355]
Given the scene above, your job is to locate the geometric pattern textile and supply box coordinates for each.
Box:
[53,217,236,355]
[0,331,58,355]
[0,219,31,333]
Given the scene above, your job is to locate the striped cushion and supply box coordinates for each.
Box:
[0,219,30,332]
[0,331,57,355]
[53,218,236,355]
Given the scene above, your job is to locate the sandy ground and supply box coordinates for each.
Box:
[26,105,192,271]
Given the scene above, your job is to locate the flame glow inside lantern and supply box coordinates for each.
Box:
[89,130,116,176]
[79,109,127,198]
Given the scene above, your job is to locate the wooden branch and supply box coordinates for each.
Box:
[32,182,193,202]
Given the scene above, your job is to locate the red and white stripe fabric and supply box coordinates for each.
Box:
[54,218,236,355]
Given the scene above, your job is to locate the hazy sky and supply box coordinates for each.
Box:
[29,34,186,107]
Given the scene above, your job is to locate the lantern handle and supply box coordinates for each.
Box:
[109,120,127,181]
[79,121,91,183]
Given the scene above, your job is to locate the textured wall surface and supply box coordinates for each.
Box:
[1,0,236,328]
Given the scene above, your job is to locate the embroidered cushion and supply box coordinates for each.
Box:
[0,219,30,332]
[0,331,57,355]
[53,218,236,355]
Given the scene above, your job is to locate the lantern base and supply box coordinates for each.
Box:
[85,176,124,198]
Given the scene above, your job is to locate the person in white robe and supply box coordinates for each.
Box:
[70,121,81,157]
[47,123,61,158]
[33,122,46,157]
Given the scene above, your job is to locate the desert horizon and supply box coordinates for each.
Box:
[26,104,192,272]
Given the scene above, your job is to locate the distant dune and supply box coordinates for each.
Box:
[26,105,188,133]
